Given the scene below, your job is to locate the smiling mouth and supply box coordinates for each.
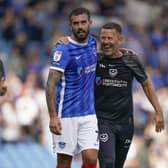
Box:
[103,46,111,50]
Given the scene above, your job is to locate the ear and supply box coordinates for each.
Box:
[118,35,124,45]
[89,20,92,26]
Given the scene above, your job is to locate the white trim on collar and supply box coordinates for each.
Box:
[67,36,88,46]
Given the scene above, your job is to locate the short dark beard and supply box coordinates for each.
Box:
[73,30,89,43]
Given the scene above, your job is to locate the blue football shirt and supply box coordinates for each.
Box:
[50,35,97,118]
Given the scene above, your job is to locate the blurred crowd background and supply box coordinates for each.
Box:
[0,0,168,168]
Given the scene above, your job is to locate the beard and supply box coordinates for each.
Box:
[72,29,89,42]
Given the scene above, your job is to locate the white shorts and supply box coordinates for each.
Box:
[52,114,99,156]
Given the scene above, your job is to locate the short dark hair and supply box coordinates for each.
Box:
[69,7,90,21]
[101,22,122,34]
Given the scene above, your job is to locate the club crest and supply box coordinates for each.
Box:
[109,69,118,77]
[100,133,108,142]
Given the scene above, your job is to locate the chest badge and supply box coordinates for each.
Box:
[109,69,118,77]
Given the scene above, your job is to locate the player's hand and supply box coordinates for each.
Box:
[49,117,62,135]
[154,112,164,132]
[0,79,7,96]
[56,36,69,45]
[119,48,137,55]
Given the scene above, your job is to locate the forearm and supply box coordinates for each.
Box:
[45,69,62,119]
[142,79,162,113]
[46,82,57,118]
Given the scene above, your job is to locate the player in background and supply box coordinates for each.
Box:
[95,22,164,168]
[45,8,99,168]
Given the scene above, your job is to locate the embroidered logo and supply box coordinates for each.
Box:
[58,141,66,149]
[100,133,108,142]
[109,69,118,77]
[75,55,81,60]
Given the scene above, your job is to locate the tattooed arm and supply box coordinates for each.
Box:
[46,69,62,135]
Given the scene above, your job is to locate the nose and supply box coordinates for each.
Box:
[78,23,83,29]
[102,38,109,44]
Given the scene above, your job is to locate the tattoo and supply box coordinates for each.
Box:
[45,69,62,117]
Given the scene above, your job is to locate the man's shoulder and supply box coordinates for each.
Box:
[54,43,69,49]
[122,51,138,61]
[52,43,70,54]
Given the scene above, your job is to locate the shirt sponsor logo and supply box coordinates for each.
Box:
[96,77,128,87]
[109,68,118,77]
[100,133,108,142]
[53,51,62,62]
[77,64,96,76]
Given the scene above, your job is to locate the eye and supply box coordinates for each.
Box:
[73,22,78,25]
[100,36,105,40]
[81,20,87,24]
[108,37,113,40]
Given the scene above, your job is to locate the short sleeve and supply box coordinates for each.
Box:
[50,44,70,73]
[123,54,148,83]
